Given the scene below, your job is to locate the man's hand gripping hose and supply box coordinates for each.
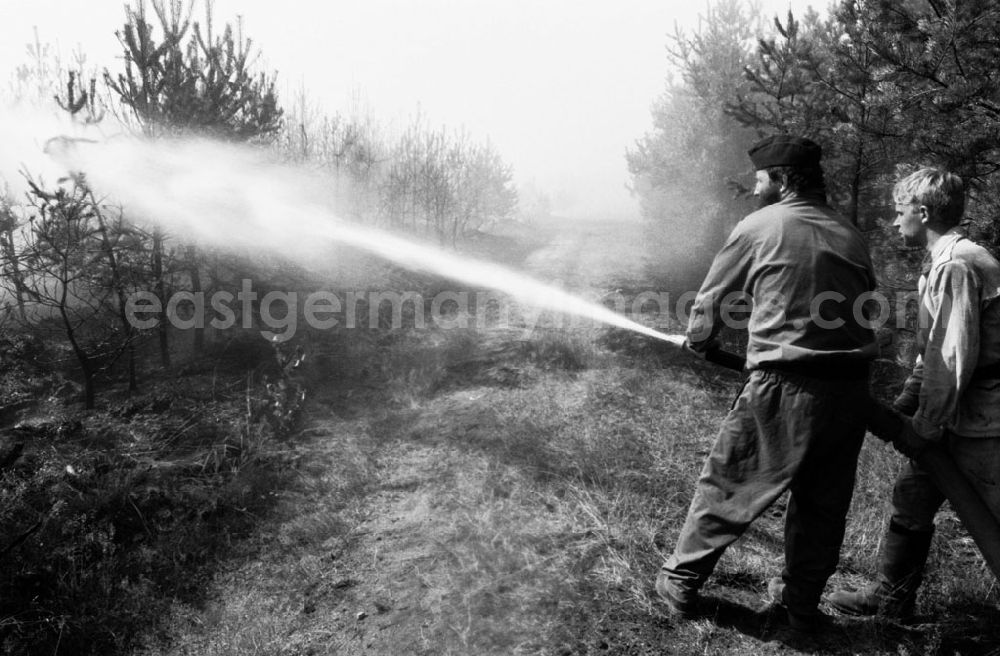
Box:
[659,333,746,373]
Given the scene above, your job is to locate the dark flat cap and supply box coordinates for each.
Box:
[748,135,822,169]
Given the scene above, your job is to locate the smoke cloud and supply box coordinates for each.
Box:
[0,107,681,344]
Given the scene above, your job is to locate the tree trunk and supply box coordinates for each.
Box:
[93,202,138,392]
[152,229,171,368]
[0,230,28,322]
[188,244,205,354]
[849,141,864,229]
[59,304,97,410]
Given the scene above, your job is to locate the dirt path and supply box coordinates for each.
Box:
[311,434,479,656]
[141,392,483,655]
[152,380,609,655]
[298,220,666,655]
[148,219,662,656]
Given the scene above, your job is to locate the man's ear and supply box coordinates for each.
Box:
[918,205,930,224]
[779,173,790,193]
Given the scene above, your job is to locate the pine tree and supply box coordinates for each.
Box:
[104,0,284,363]
[627,0,761,284]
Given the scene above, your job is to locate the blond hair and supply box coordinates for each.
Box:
[893,167,965,227]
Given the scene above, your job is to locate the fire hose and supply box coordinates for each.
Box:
[865,400,1000,581]
[679,339,1000,582]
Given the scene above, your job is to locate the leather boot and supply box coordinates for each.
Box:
[768,577,836,634]
[827,521,933,620]
[655,570,700,619]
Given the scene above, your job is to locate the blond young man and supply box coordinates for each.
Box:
[828,168,1000,619]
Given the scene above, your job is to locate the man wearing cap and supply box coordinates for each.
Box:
[656,135,879,632]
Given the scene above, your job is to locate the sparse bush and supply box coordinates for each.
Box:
[0,334,309,655]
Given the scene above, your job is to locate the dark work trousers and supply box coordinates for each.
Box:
[890,433,1000,532]
[660,368,869,612]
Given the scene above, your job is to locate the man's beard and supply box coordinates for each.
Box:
[758,187,782,208]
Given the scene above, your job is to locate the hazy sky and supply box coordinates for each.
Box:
[0,0,803,219]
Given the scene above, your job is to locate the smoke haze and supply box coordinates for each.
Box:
[1,108,681,344]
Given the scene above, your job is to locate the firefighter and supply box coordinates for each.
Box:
[828,168,1000,620]
[656,135,879,632]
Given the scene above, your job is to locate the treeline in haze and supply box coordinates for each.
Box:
[629,0,1000,299]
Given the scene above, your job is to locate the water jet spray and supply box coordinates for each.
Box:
[29,127,748,370]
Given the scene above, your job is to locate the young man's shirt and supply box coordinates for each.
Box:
[903,230,1000,438]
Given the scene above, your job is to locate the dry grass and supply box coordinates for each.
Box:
[129,325,1000,656]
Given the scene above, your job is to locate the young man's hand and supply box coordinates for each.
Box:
[892,418,933,459]
[892,390,919,417]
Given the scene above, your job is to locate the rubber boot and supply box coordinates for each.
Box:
[827,521,933,620]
